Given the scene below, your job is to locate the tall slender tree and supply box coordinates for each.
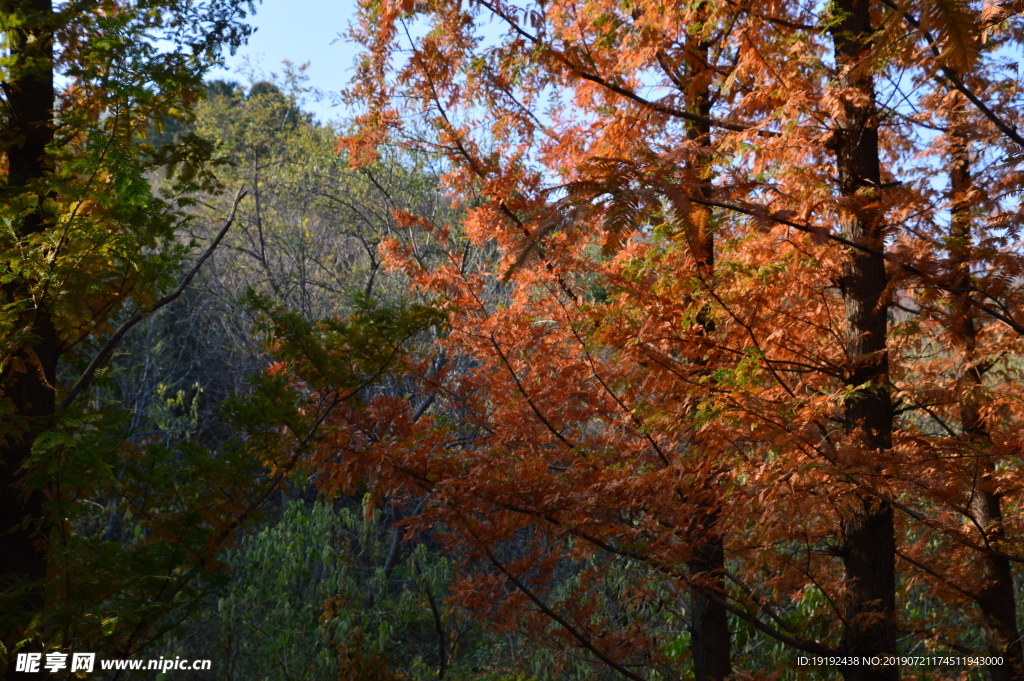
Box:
[1,0,58,649]
[946,91,1023,678]
[1,0,253,670]
[826,0,896,674]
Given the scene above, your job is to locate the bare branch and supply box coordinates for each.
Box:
[60,188,248,410]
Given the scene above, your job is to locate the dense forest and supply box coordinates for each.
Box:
[3,0,1024,679]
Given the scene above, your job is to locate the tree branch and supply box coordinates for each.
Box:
[60,188,248,410]
[877,0,1024,148]
[475,0,776,136]
[483,547,648,681]
[675,190,1024,336]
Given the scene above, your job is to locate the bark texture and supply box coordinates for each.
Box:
[679,30,731,681]
[948,104,1024,681]
[1,0,56,676]
[829,0,897,678]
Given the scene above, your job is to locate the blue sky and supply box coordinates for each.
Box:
[208,0,363,123]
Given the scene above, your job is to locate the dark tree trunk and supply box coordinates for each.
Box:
[1,0,57,675]
[947,104,1024,681]
[680,33,731,681]
[828,0,898,678]
[688,506,730,681]
[686,205,731,681]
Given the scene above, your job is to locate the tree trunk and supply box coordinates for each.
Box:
[947,103,1024,681]
[1,0,56,674]
[688,506,730,681]
[679,31,731,680]
[828,0,898,678]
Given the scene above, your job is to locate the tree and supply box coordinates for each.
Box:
[0,0,253,670]
[295,0,1024,678]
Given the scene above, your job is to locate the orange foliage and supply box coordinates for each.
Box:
[304,0,1024,676]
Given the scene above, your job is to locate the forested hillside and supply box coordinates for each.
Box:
[3,0,1024,680]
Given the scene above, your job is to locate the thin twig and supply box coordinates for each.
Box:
[60,188,248,410]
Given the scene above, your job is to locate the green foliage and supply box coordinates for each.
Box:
[0,0,259,665]
[245,290,445,392]
[0,0,254,363]
[180,69,458,316]
[159,500,462,681]
[25,290,445,665]
[24,409,267,659]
